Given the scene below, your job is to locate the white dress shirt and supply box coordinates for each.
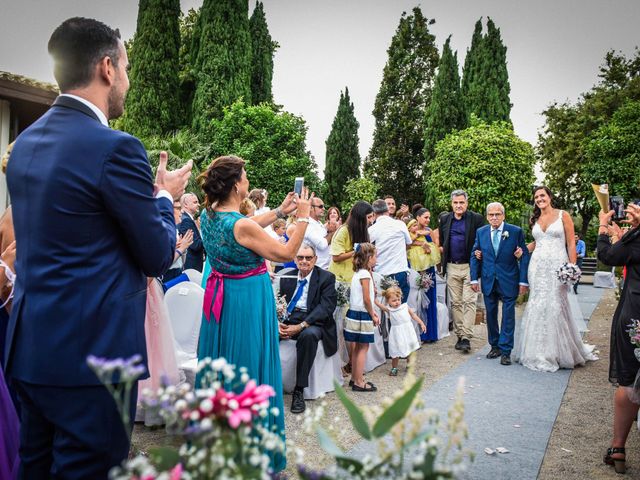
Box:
[304,218,330,269]
[292,269,313,311]
[368,215,412,275]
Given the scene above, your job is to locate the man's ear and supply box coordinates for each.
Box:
[97,55,115,87]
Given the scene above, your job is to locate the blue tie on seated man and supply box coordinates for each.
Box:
[279,243,337,414]
[469,202,530,366]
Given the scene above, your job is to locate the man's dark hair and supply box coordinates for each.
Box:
[48,17,121,91]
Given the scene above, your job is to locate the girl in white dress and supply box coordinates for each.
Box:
[513,186,597,372]
[382,286,426,376]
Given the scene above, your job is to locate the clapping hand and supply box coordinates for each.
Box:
[177,229,194,251]
[155,151,193,201]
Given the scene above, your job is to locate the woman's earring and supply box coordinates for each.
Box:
[235,186,239,194]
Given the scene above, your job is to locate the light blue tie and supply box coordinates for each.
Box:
[492,229,500,255]
[287,279,308,314]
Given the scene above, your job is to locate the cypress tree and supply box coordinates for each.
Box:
[461,19,484,121]
[481,18,511,122]
[364,7,440,205]
[249,2,276,104]
[324,87,361,208]
[423,36,467,163]
[461,18,512,123]
[120,0,182,137]
[191,0,252,132]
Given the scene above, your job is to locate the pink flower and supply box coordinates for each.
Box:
[169,464,183,480]
[228,407,253,429]
[224,381,275,429]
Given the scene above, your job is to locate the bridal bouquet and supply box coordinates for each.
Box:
[556,262,582,285]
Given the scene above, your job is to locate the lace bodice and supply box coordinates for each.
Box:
[531,210,569,264]
[201,211,264,274]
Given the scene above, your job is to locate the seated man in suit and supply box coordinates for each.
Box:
[279,243,337,413]
[178,193,204,271]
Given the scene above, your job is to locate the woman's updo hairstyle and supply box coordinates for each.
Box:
[198,155,245,210]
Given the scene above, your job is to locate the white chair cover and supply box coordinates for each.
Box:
[333,304,350,366]
[279,339,344,399]
[437,302,450,339]
[183,268,203,286]
[593,269,617,289]
[164,282,204,373]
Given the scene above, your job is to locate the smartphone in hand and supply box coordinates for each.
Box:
[294,177,304,196]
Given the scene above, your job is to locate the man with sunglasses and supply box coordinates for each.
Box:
[279,244,337,413]
[302,196,337,269]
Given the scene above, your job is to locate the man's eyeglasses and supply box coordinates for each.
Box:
[296,255,315,261]
[311,204,325,209]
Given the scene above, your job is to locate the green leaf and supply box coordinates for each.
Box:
[372,377,424,438]
[316,427,344,457]
[148,446,181,471]
[334,380,372,440]
[336,456,364,473]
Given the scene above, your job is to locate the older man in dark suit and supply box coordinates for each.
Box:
[5,17,191,478]
[279,243,337,413]
[437,189,484,353]
[178,192,204,271]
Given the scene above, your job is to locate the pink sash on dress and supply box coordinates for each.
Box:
[204,262,268,323]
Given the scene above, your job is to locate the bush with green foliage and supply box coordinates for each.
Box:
[203,101,320,205]
[340,177,380,215]
[425,121,535,225]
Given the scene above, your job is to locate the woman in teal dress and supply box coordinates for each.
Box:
[196,155,312,473]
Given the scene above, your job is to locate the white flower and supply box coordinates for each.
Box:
[211,358,227,371]
[502,231,509,240]
[200,417,213,430]
[200,398,213,413]
[175,399,187,411]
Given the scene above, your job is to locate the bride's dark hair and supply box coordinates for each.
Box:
[529,186,554,228]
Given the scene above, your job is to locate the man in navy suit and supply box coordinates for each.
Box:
[470,202,530,366]
[178,192,204,271]
[5,17,192,478]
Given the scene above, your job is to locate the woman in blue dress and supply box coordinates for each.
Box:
[196,155,312,473]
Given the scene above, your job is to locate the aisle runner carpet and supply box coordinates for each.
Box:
[348,285,605,480]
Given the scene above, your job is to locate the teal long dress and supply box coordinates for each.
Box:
[197,211,286,472]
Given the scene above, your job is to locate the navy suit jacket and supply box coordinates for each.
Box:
[280,266,338,357]
[469,223,530,298]
[5,95,176,386]
[178,212,204,271]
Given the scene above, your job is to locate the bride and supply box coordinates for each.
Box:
[513,186,597,372]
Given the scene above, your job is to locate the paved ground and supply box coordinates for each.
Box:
[131,285,640,479]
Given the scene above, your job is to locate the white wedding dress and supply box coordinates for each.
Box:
[513,210,598,372]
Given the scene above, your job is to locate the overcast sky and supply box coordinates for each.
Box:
[2,1,639,175]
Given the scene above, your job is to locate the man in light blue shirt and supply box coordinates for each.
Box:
[574,233,586,294]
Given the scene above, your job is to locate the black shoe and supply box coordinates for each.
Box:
[486,347,501,359]
[500,354,512,366]
[460,338,471,353]
[291,388,306,414]
[454,337,463,350]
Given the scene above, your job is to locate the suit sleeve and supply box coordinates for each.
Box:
[470,231,481,281]
[304,272,337,326]
[517,227,530,285]
[101,135,176,277]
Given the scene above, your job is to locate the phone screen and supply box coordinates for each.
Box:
[294,177,304,196]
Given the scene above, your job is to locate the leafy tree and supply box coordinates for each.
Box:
[538,49,640,235]
[461,18,511,123]
[425,121,535,226]
[583,100,640,203]
[177,7,200,125]
[324,87,361,208]
[203,101,320,205]
[118,0,182,136]
[364,7,440,205]
[340,177,380,215]
[191,0,252,132]
[423,36,467,199]
[249,2,277,104]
